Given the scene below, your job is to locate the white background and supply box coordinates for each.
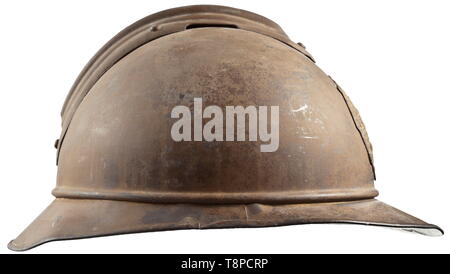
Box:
[1,0,449,253]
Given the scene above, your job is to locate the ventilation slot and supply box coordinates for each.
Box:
[186,23,238,30]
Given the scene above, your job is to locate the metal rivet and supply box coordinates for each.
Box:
[149,25,159,32]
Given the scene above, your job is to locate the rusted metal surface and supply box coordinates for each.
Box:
[8,199,442,251]
[9,5,442,251]
[54,28,375,203]
[56,5,314,164]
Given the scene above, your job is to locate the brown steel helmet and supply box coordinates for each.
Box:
[9,5,443,251]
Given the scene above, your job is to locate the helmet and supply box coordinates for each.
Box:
[9,5,442,251]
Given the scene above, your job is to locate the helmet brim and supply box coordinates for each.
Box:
[8,198,443,251]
